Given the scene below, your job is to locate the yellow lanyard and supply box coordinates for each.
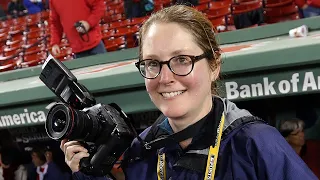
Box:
[157,114,225,180]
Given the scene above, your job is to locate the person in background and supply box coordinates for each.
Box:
[0,147,27,180]
[0,5,6,21]
[49,0,106,59]
[44,146,71,180]
[31,146,66,180]
[279,118,306,154]
[23,0,44,15]
[295,0,320,17]
[279,118,320,178]
[7,0,26,18]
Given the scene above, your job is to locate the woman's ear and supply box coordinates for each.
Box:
[210,58,221,81]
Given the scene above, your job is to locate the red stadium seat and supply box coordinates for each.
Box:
[195,3,209,12]
[264,0,293,8]
[22,43,46,55]
[111,13,125,22]
[210,16,227,27]
[126,16,148,26]
[264,3,299,17]
[0,56,21,72]
[208,1,231,10]
[232,0,263,14]
[2,46,22,57]
[109,21,128,30]
[265,12,300,23]
[102,29,116,39]
[104,37,126,51]
[19,51,47,68]
[207,6,231,19]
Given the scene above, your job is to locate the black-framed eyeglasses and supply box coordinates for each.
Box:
[135,52,211,79]
[289,129,304,136]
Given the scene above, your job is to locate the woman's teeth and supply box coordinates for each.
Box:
[161,91,185,98]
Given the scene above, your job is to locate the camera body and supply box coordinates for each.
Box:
[74,21,85,33]
[39,55,135,176]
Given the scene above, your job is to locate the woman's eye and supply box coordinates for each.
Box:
[177,57,187,63]
[147,61,159,69]
[176,56,191,64]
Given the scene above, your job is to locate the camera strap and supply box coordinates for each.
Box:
[142,115,207,150]
[156,113,225,180]
[77,23,89,42]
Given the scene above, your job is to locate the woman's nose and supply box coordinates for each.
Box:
[159,64,174,84]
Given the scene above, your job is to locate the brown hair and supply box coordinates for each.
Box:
[139,5,222,95]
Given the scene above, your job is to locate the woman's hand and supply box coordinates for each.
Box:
[60,139,90,173]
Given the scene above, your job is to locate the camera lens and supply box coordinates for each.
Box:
[45,103,101,141]
[52,112,67,133]
[45,103,74,140]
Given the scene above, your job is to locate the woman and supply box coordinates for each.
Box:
[62,5,317,180]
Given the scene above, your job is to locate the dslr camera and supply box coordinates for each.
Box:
[39,55,136,176]
[74,21,89,42]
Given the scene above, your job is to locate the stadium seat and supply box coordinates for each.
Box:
[199,0,211,4]
[102,29,116,39]
[265,12,299,23]
[208,1,231,10]
[195,3,209,12]
[8,25,25,36]
[232,0,263,14]
[104,37,126,52]
[109,21,128,30]
[2,46,21,57]
[264,3,299,17]
[19,51,47,68]
[264,0,293,8]
[5,39,23,48]
[111,13,125,22]
[22,43,46,55]
[0,56,21,72]
[23,31,46,40]
[210,16,227,27]
[207,6,231,18]
[41,10,50,20]
[52,47,73,61]
[126,16,148,26]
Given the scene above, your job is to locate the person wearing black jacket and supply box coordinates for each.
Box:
[7,0,26,18]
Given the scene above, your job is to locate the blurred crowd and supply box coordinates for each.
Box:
[0,145,71,180]
[0,0,48,21]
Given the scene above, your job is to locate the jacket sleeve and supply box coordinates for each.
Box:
[49,0,63,46]
[47,163,69,180]
[72,171,111,180]
[86,0,105,28]
[243,123,318,180]
[23,0,33,9]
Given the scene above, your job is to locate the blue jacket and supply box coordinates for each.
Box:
[42,161,69,180]
[72,97,317,180]
[23,0,43,14]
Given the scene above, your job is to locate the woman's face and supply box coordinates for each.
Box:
[142,22,217,121]
[286,128,305,147]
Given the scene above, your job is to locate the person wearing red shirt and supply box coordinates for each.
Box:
[294,0,320,17]
[49,0,106,59]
